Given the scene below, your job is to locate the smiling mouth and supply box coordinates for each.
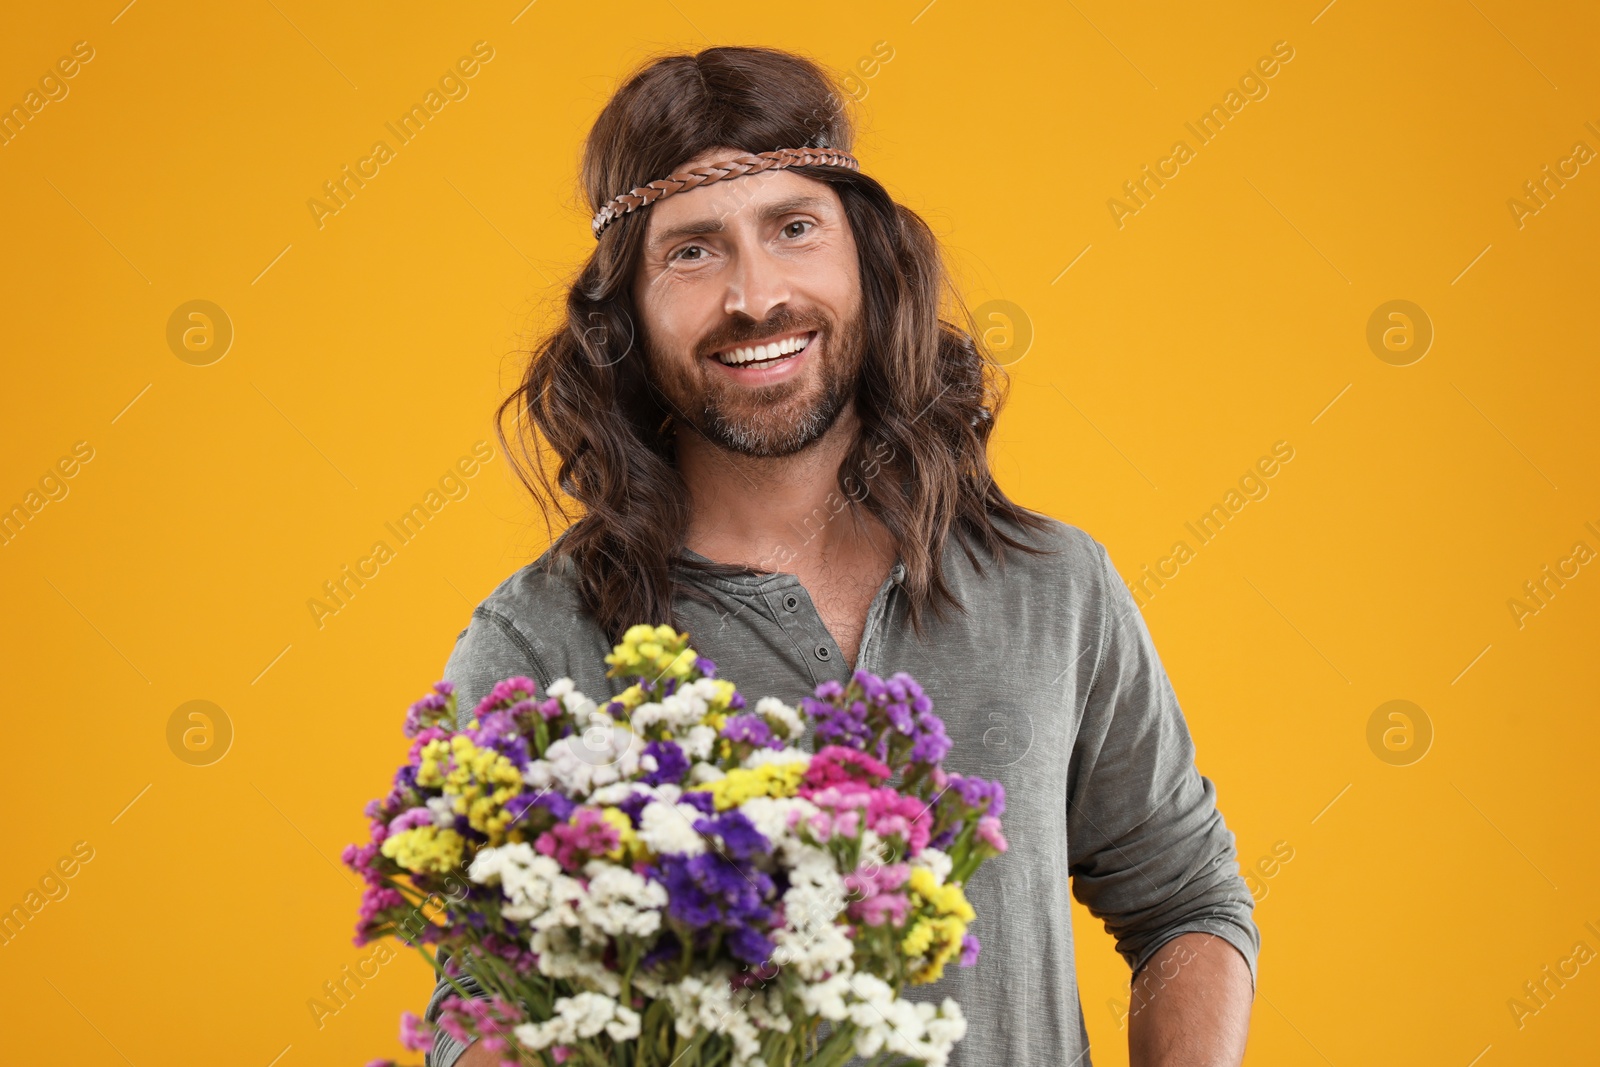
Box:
[710,330,816,368]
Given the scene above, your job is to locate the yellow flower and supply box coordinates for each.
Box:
[418,735,525,844]
[605,624,698,683]
[901,868,976,982]
[380,825,465,874]
[902,919,935,957]
[909,867,976,922]
[691,762,807,810]
[707,678,739,711]
[907,916,968,982]
[597,806,636,860]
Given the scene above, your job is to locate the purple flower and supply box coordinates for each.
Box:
[719,715,778,749]
[805,669,950,768]
[693,810,771,861]
[960,932,981,966]
[652,852,775,941]
[639,929,682,971]
[680,791,718,816]
[649,850,778,964]
[617,789,653,827]
[464,710,530,766]
[909,710,952,764]
[727,925,777,966]
[641,740,689,786]
[403,682,455,738]
[948,773,1006,817]
[805,694,873,751]
[532,791,577,823]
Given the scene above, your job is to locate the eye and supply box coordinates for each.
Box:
[671,244,706,263]
[782,219,815,239]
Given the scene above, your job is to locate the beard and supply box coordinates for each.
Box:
[643,300,866,459]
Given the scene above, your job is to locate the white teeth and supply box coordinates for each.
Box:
[717,332,813,365]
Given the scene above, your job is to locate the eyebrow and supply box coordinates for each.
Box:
[646,193,834,253]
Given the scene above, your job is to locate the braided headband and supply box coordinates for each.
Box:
[591,147,860,240]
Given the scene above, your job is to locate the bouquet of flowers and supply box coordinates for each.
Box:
[344,625,1008,1067]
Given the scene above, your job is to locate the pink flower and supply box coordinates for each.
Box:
[388,808,435,835]
[977,815,1008,852]
[864,790,931,854]
[845,861,910,897]
[806,785,871,810]
[536,808,620,871]
[399,1010,435,1051]
[854,892,910,926]
[844,861,912,926]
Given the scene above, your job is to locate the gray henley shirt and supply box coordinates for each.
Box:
[422,512,1259,1066]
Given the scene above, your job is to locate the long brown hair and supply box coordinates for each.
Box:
[494,45,1055,644]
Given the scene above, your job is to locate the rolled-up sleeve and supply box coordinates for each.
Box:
[423,608,546,1067]
[1065,540,1260,991]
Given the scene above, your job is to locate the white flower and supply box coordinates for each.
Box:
[857,828,887,866]
[910,845,953,885]
[577,860,668,941]
[740,746,810,769]
[797,972,853,1021]
[425,795,456,827]
[636,801,708,856]
[681,724,718,761]
[771,921,853,979]
[661,970,766,1065]
[629,681,717,734]
[467,843,579,923]
[522,758,555,790]
[767,845,852,978]
[588,781,641,806]
[688,761,726,784]
[736,796,819,852]
[541,724,642,796]
[544,678,600,719]
[755,695,805,740]
[513,991,640,1049]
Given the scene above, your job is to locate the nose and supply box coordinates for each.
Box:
[723,237,791,322]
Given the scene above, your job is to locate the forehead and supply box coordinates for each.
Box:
[641,149,842,249]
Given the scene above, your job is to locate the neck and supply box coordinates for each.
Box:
[676,401,889,574]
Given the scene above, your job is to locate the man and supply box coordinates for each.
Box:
[425,44,1258,1067]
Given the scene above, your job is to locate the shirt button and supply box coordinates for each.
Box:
[814,644,831,661]
[783,593,799,612]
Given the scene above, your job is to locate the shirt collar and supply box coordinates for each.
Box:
[674,545,907,592]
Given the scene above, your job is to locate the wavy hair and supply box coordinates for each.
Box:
[494,45,1055,644]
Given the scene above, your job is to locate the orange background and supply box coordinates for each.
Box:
[3,1,1597,1064]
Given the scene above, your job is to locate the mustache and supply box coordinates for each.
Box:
[696,310,829,357]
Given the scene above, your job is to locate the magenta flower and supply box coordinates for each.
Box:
[536,808,621,870]
[399,1010,434,1051]
[801,745,892,792]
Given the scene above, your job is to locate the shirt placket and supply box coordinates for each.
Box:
[770,560,906,683]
